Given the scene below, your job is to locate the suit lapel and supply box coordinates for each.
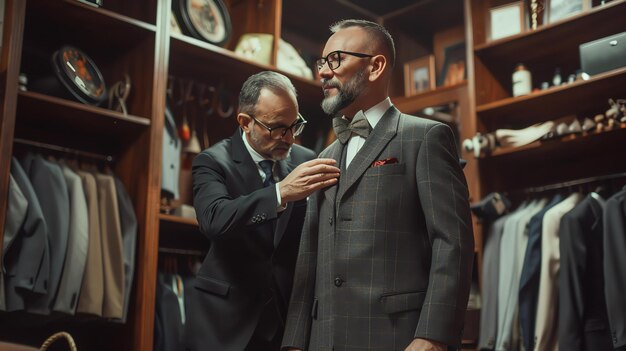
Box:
[336,107,400,203]
[231,129,264,194]
[323,140,345,205]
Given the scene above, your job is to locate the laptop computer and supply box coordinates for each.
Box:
[580,31,626,76]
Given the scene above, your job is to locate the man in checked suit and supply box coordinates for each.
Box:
[186,71,340,351]
[282,20,474,351]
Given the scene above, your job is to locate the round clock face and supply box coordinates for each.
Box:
[59,47,105,100]
[187,0,227,44]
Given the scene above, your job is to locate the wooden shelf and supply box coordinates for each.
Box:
[169,33,322,103]
[28,1,156,49]
[393,81,467,112]
[159,213,198,227]
[477,126,626,192]
[15,91,150,154]
[475,67,626,128]
[474,0,626,64]
[484,127,626,159]
[158,213,209,253]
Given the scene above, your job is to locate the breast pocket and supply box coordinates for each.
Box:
[194,275,230,297]
[364,162,406,177]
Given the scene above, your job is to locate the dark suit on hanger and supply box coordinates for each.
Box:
[559,194,612,351]
[603,188,626,350]
[519,194,563,351]
[185,129,315,351]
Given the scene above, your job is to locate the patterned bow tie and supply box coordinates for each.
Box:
[333,111,371,144]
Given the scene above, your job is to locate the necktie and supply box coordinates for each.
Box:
[332,110,371,144]
[258,160,275,187]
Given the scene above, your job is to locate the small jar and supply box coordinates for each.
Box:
[512,63,532,97]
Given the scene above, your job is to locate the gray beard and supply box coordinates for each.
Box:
[321,69,367,117]
[321,93,349,117]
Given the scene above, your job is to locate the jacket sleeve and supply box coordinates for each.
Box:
[192,152,278,240]
[414,123,474,348]
[281,192,319,350]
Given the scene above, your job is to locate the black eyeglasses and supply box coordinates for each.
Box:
[316,50,374,71]
[248,113,307,140]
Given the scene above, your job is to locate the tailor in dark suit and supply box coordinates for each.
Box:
[184,71,340,351]
[186,128,315,351]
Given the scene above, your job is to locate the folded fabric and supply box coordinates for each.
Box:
[494,121,555,148]
[470,192,512,220]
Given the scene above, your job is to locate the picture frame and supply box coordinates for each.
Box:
[438,42,466,87]
[404,55,436,96]
[172,0,232,46]
[487,1,525,41]
[546,0,591,23]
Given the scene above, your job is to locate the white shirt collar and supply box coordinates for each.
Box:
[241,128,267,163]
[344,97,392,129]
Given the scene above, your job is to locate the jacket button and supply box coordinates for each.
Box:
[329,216,333,225]
[334,277,343,287]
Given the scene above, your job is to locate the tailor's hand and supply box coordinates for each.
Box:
[405,338,446,351]
[278,158,340,204]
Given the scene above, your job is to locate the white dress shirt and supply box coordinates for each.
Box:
[241,129,284,208]
[344,97,392,168]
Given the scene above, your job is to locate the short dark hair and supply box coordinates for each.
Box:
[238,71,297,115]
[330,19,396,68]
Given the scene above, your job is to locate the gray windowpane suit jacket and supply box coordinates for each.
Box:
[282,107,474,350]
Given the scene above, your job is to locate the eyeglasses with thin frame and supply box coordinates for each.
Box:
[248,113,307,140]
[316,50,374,71]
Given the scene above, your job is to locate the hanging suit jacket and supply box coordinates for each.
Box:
[559,194,612,351]
[52,163,89,314]
[76,170,104,316]
[94,172,125,319]
[154,272,185,351]
[603,187,626,350]
[519,194,563,351]
[478,214,509,350]
[5,157,49,312]
[497,199,546,351]
[185,129,316,351]
[114,176,138,322]
[282,108,474,350]
[534,193,582,351]
[1,175,29,311]
[20,153,69,314]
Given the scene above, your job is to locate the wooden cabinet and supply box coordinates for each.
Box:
[0,0,512,349]
[466,0,626,195]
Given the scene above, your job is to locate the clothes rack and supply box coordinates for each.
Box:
[13,138,114,162]
[517,172,626,194]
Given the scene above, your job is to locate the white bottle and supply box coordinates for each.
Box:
[512,63,532,97]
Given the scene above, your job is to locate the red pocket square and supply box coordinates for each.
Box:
[371,157,398,167]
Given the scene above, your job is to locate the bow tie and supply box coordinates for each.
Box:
[333,111,371,144]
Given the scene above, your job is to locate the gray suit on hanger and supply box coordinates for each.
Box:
[20,153,69,314]
[4,157,49,312]
[114,176,137,323]
[478,214,508,350]
[52,164,89,314]
[1,175,29,311]
[283,108,474,350]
